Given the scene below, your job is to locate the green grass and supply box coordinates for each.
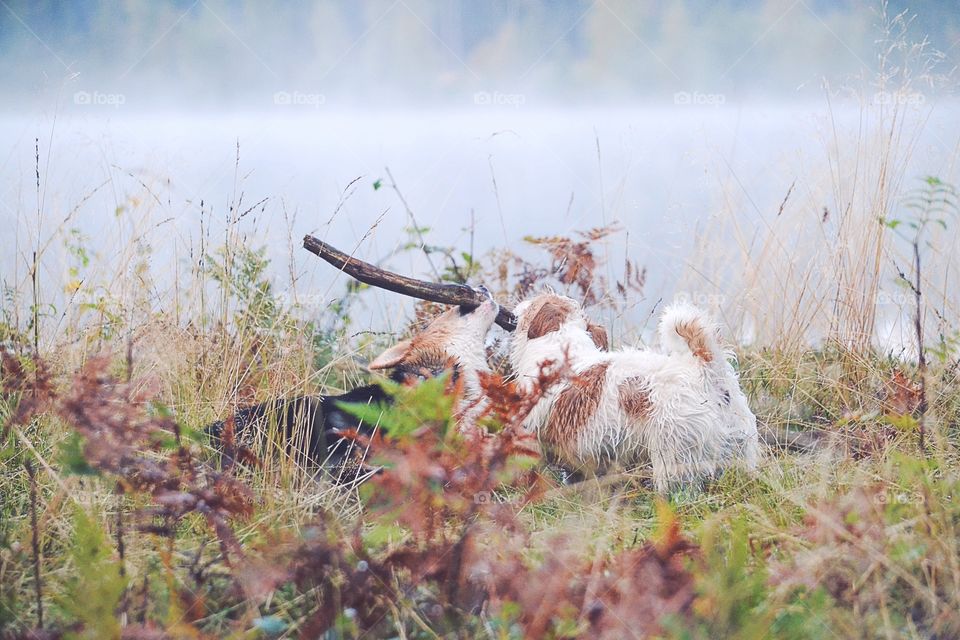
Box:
[2,282,959,638]
[3,40,959,631]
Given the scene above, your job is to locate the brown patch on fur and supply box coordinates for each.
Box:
[618,377,652,420]
[526,296,576,340]
[544,362,609,456]
[675,321,713,363]
[586,321,609,351]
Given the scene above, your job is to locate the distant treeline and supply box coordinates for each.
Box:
[1,0,957,108]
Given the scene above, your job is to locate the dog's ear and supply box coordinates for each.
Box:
[586,321,609,351]
[369,339,412,370]
[527,300,570,339]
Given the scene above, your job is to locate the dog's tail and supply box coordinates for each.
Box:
[658,302,725,366]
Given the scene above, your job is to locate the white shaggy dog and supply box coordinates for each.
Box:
[510,293,759,491]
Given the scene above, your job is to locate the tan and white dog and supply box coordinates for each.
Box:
[510,293,758,491]
[369,293,500,422]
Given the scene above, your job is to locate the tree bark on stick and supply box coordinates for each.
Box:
[302,234,518,331]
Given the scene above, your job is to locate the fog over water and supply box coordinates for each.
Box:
[4,103,957,339]
[1,2,958,347]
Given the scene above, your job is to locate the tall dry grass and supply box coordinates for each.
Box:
[680,7,958,356]
[2,6,960,638]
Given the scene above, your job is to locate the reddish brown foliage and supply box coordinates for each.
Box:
[248,418,548,635]
[525,227,615,305]
[771,486,891,611]
[882,368,922,416]
[477,356,570,430]
[4,352,701,639]
[491,224,643,314]
[616,259,647,300]
[1,351,55,439]
[4,355,256,566]
[480,517,697,638]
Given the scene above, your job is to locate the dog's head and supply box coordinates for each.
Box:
[369,293,499,382]
[510,293,608,374]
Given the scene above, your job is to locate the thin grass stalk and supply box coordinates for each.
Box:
[24,459,43,629]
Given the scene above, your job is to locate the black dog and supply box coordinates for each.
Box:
[206,364,450,478]
[207,297,498,478]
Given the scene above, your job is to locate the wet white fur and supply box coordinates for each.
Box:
[439,299,498,407]
[510,295,759,491]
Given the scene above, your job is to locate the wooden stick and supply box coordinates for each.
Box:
[303,234,517,331]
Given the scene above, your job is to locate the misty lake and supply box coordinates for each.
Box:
[2,103,958,343]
